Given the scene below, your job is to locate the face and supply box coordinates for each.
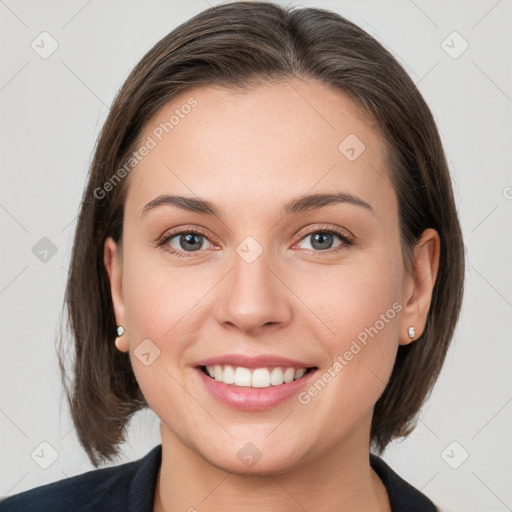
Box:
[104,78,436,474]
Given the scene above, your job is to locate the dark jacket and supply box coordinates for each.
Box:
[0,444,437,511]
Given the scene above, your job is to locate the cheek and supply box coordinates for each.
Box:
[297,247,403,398]
[120,260,197,420]
[121,253,206,342]
[119,253,219,403]
[293,261,401,424]
[306,253,402,340]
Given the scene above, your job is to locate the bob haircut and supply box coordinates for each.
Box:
[58,1,465,467]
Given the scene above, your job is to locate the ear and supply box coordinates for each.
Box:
[104,237,128,352]
[399,228,440,346]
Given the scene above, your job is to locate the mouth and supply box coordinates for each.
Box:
[198,364,317,388]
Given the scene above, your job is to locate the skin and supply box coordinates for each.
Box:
[104,78,440,512]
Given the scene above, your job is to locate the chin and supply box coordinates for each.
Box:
[195,435,308,476]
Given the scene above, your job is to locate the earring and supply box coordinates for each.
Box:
[115,325,127,351]
[408,326,416,339]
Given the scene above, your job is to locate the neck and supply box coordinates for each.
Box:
[154,416,391,512]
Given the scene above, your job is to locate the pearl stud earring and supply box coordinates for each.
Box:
[115,325,126,351]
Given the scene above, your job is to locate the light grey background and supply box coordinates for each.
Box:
[1,1,511,511]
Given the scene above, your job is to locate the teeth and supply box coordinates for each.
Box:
[252,368,270,388]
[270,367,284,386]
[223,365,235,384]
[295,368,306,379]
[204,365,309,388]
[234,367,252,386]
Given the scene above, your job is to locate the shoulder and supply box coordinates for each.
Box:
[0,444,162,512]
[370,453,438,512]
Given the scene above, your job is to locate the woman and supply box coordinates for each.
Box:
[1,2,464,511]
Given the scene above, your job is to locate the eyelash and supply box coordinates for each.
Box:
[157,224,354,258]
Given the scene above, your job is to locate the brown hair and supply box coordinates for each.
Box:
[57,1,465,467]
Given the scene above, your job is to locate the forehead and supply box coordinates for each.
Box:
[124,78,394,223]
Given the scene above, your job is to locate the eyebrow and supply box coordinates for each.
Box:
[141,192,374,218]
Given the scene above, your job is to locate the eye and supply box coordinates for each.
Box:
[158,227,216,258]
[293,225,354,254]
[158,224,354,258]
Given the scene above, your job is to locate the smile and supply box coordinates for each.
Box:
[195,362,318,411]
[200,365,314,388]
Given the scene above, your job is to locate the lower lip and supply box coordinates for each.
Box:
[194,367,318,411]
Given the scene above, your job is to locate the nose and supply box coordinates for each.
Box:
[213,245,293,336]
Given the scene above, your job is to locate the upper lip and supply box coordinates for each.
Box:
[195,354,315,369]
